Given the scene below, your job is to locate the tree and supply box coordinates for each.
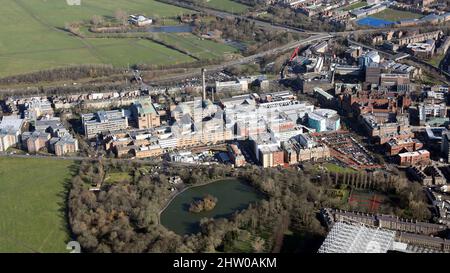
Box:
[115,9,128,26]
[91,15,104,27]
[252,237,265,253]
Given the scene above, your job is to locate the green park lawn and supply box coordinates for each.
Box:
[371,8,423,22]
[104,171,132,184]
[342,1,367,11]
[0,157,76,253]
[204,0,250,14]
[323,163,358,174]
[156,33,238,60]
[0,0,202,77]
[427,53,445,67]
[86,38,196,65]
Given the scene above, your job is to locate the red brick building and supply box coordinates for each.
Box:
[385,138,423,156]
[397,150,430,166]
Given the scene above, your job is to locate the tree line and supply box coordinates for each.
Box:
[0,65,124,85]
[68,159,432,253]
[193,16,300,56]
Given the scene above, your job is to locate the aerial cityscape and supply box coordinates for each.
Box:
[2,0,450,259]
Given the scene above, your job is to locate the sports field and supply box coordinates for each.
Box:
[204,0,249,14]
[371,8,423,21]
[0,0,234,77]
[342,1,367,11]
[157,33,238,60]
[348,189,384,213]
[0,157,75,253]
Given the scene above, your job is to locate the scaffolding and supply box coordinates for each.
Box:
[318,221,396,253]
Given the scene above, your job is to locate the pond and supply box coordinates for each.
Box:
[356,17,394,28]
[161,179,264,235]
[147,25,194,33]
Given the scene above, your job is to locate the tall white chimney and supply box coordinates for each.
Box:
[202,68,206,101]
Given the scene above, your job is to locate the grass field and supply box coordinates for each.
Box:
[371,8,423,21]
[157,33,238,60]
[204,0,249,14]
[0,157,76,253]
[87,38,196,65]
[0,0,200,77]
[104,171,132,184]
[323,163,358,174]
[342,1,367,11]
[427,53,445,67]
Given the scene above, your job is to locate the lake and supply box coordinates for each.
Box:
[161,179,264,235]
[356,17,394,28]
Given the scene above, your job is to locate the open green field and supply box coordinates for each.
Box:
[323,163,358,174]
[371,8,423,21]
[342,1,367,11]
[0,157,75,253]
[87,38,196,65]
[104,171,132,184]
[204,0,249,14]
[157,33,238,60]
[0,0,200,77]
[427,53,445,67]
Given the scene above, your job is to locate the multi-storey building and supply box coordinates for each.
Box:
[23,97,54,121]
[0,115,24,152]
[82,110,128,139]
[131,99,160,129]
[22,131,51,153]
[396,150,430,166]
[51,135,79,156]
[322,208,447,236]
[385,138,423,156]
[227,143,246,167]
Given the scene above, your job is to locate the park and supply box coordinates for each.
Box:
[0,0,237,77]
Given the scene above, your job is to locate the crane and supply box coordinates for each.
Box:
[280,46,301,79]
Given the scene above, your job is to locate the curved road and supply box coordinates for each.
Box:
[143,32,332,86]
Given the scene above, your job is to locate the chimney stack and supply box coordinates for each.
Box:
[202,68,206,101]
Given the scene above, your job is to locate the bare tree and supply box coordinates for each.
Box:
[91,15,104,27]
[115,9,128,26]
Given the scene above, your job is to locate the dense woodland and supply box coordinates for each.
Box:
[68,159,430,253]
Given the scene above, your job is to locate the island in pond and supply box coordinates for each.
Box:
[189,194,218,213]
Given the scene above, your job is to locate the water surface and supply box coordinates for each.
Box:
[161,179,263,235]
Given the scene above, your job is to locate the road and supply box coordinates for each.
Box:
[156,0,315,34]
[348,39,450,84]
[347,39,394,59]
[156,0,393,37]
[143,32,332,86]
[0,151,220,168]
[144,0,430,86]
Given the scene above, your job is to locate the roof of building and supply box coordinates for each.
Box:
[398,150,430,158]
[135,99,158,115]
[0,115,24,134]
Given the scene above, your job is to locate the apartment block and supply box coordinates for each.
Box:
[22,131,51,153]
[131,99,160,129]
[82,110,128,138]
[397,150,430,166]
[227,143,246,167]
[0,115,24,152]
